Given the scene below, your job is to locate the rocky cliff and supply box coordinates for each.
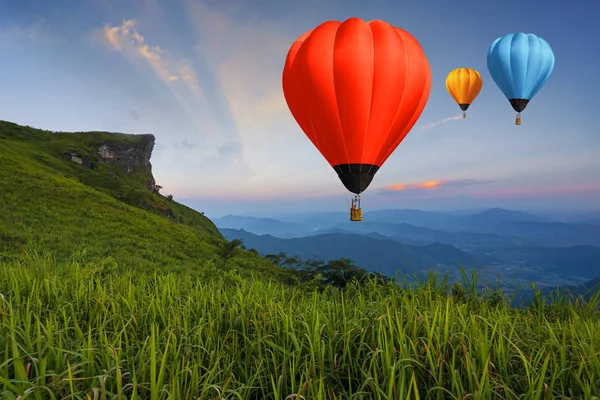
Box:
[63,133,158,192]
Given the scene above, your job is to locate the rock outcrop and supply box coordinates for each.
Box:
[94,135,157,192]
[64,150,92,169]
[63,134,157,192]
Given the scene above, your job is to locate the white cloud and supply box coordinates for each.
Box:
[418,115,463,131]
[101,19,203,97]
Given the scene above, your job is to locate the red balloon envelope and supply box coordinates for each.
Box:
[282,18,431,195]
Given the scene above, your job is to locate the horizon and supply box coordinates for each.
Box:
[205,205,596,221]
[1,0,598,215]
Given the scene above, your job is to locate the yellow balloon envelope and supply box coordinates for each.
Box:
[446,68,483,118]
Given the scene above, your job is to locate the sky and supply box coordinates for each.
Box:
[0,0,599,218]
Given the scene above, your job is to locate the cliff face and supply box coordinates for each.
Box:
[95,135,157,192]
[63,134,157,192]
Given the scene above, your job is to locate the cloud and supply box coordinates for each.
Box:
[183,1,321,191]
[375,179,600,207]
[100,19,203,96]
[186,0,292,124]
[418,115,463,131]
[378,178,492,198]
[385,180,449,191]
[96,19,209,133]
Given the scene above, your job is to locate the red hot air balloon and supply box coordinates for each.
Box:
[282,18,431,221]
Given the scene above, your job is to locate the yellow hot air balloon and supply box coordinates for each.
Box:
[446,68,483,118]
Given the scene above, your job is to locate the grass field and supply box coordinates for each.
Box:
[1,254,599,399]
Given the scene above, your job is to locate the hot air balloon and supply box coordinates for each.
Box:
[446,68,482,118]
[487,32,555,125]
[282,18,431,221]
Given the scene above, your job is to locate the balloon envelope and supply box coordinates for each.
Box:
[487,32,555,112]
[446,68,482,112]
[282,18,431,195]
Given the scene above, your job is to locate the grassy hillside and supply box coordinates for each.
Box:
[0,120,287,279]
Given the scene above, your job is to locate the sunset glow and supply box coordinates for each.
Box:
[385,180,449,191]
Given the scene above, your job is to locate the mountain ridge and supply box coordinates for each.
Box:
[215,209,600,247]
[219,228,483,278]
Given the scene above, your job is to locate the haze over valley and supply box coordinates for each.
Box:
[216,207,600,300]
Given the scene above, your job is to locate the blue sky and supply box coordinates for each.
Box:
[1,0,598,217]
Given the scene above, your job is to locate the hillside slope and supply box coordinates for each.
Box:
[0,120,288,279]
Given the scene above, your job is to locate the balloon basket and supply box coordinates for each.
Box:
[350,208,362,222]
[462,112,466,119]
[350,195,362,221]
[515,113,522,125]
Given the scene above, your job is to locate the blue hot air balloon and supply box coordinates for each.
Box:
[487,32,555,125]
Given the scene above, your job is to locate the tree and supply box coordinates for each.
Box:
[264,252,391,290]
[218,238,245,263]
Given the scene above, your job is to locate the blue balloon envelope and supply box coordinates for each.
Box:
[487,32,555,124]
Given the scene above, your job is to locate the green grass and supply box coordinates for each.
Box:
[0,255,599,399]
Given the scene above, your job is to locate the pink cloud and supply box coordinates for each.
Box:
[385,179,450,191]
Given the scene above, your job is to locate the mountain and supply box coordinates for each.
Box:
[218,206,600,247]
[553,276,600,299]
[319,221,541,249]
[488,245,600,279]
[467,220,600,246]
[219,228,482,278]
[437,208,491,216]
[215,210,600,250]
[328,208,543,230]
[363,209,458,229]
[285,208,549,232]
[430,208,600,246]
[569,210,600,226]
[213,212,548,249]
[458,208,547,226]
[214,215,310,237]
[514,275,600,306]
[0,120,290,281]
[371,208,600,247]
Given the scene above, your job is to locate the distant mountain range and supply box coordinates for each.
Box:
[215,215,309,237]
[220,228,600,281]
[214,208,600,247]
[216,208,600,291]
[568,210,600,226]
[219,228,482,278]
